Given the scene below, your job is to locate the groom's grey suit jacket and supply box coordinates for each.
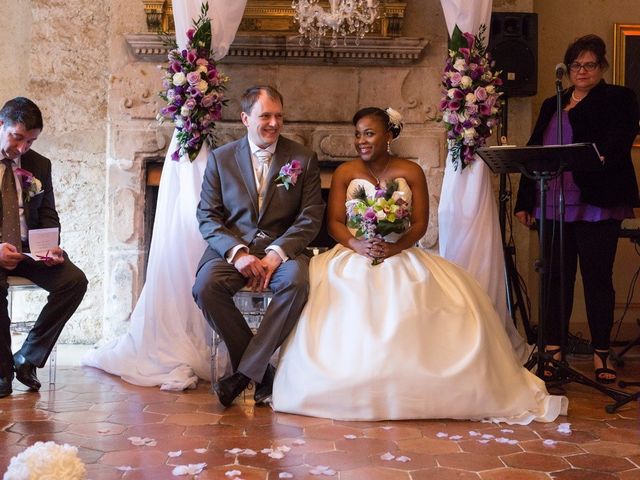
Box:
[196,135,324,268]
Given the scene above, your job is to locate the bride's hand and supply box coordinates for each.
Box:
[348,237,378,259]
[369,238,401,260]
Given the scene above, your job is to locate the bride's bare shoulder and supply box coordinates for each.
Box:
[332,160,365,184]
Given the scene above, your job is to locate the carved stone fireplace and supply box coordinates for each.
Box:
[101,6,445,341]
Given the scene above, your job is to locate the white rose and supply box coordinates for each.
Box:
[197,80,209,93]
[172,72,186,86]
[460,76,473,89]
[486,85,496,95]
[180,106,190,117]
[376,210,387,221]
[463,128,476,141]
[465,92,476,104]
[33,178,42,194]
[453,58,466,72]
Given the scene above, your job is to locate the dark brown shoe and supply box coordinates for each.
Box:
[254,364,275,405]
[13,353,41,391]
[213,372,250,408]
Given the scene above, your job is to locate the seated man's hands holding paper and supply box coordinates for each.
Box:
[0,243,24,270]
[40,245,64,267]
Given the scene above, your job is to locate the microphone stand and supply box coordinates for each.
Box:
[555,76,567,363]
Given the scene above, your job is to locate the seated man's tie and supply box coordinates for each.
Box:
[1,159,21,252]
[254,150,272,209]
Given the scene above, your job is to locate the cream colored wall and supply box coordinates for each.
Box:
[0,0,110,343]
[522,0,640,342]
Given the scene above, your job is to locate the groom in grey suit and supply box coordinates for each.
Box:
[193,85,324,407]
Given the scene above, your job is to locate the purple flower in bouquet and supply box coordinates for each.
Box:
[439,25,503,171]
[157,3,230,162]
[275,160,303,190]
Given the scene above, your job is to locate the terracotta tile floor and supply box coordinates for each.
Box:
[2,355,640,479]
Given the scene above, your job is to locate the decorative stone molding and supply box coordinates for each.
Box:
[125,33,428,65]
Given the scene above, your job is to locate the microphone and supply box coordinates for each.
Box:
[555,63,567,81]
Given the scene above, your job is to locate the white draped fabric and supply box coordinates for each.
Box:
[83,0,247,390]
[437,0,529,362]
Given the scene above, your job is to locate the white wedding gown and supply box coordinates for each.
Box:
[272,178,567,423]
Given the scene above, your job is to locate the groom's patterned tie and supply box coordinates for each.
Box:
[254,149,272,209]
[1,158,22,252]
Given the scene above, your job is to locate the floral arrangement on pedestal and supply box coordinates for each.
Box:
[439,25,503,171]
[3,441,86,480]
[157,3,230,161]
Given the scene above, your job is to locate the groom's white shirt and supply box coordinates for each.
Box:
[225,138,288,264]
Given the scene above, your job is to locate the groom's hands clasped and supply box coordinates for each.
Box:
[233,250,282,292]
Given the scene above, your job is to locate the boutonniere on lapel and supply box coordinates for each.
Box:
[15,168,43,203]
[275,160,303,190]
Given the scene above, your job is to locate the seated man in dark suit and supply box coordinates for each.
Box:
[0,97,88,397]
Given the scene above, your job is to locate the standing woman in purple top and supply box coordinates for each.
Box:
[514,34,640,384]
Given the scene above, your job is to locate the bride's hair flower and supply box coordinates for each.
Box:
[157,3,230,162]
[385,107,404,139]
[439,24,503,171]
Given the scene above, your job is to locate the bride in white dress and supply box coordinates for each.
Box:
[272,107,567,423]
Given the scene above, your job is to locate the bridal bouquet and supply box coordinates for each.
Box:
[346,180,410,265]
[157,3,229,161]
[439,25,502,171]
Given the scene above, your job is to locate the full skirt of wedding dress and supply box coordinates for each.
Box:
[273,244,567,423]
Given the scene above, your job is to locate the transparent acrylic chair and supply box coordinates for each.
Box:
[7,276,57,385]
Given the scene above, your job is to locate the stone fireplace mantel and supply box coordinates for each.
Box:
[125,33,429,66]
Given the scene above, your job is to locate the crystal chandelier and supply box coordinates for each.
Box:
[292,0,380,48]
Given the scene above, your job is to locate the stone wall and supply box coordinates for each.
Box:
[2,0,538,344]
[0,0,110,343]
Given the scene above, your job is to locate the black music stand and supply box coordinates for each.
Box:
[477,143,633,413]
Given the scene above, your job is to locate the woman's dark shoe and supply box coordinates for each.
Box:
[542,347,562,382]
[594,349,617,384]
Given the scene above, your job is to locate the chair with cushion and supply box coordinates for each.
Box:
[7,276,57,385]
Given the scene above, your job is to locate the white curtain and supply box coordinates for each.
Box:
[83,0,247,390]
[438,0,529,362]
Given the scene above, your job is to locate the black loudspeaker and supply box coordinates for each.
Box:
[488,12,538,97]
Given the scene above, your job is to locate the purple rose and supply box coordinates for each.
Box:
[201,95,215,108]
[364,208,377,222]
[186,50,197,64]
[474,87,488,101]
[186,71,202,85]
[186,28,195,40]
